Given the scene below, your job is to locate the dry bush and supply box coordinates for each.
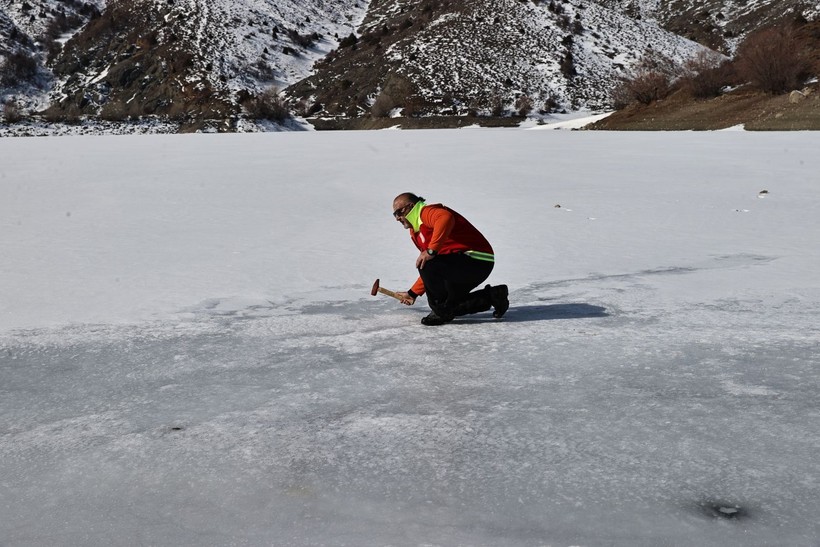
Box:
[515,95,534,116]
[489,93,506,117]
[611,71,671,108]
[541,96,560,114]
[560,50,577,78]
[610,51,680,108]
[243,88,290,122]
[680,50,735,98]
[734,24,813,93]
[795,20,820,76]
[338,33,358,49]
[287,28,319,49]
[0,50,38,86]
[2,101,23,124]
[402,94,424,118]
[253,59,275,80]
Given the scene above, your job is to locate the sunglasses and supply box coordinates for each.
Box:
[393,203,413,218]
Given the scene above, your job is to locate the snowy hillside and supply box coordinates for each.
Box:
[2,0,820,129]
[0,0,103,43]
[0,0,102,111]
[287,0,707,119]
[400,0,705,111]
[2,0,369,129]
[2,130,820,545]
[136,0,368,93]
[597,0,820,52]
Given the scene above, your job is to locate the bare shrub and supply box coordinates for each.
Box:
[557,14,571,30]
[1,50,39,86]
[610,51,680,108]
[490,93,506,117]
[253,59,275,80]
[637,50,679,78]
[403,94,424,118]
[244,88,290,122]
[338,33,358,49]
[734,24,813,93]
[693,61,736,98]
[541,96,560,114]
[287,29,319,49]
[515,95,534,117]
[611,72,671,108]
[680,50,735,98]
[2,101,23,124]
[560,50,577,78]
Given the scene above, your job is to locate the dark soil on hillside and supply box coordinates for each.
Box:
[589,83,820,130]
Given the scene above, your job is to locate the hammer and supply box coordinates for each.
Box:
[370,278,403,301]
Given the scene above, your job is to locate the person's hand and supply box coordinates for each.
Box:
[416,250,435,269]
[395,292,416,306]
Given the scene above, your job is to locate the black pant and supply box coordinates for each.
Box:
[418,253,493,316]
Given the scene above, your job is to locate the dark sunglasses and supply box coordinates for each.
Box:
[393,203,413,218]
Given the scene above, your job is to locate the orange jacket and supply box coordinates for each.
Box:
[408,204,493,296]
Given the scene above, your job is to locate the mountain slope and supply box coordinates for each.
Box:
[285,0,707,123]
[4,0,367,130]
[1,0,101,111]
[2,0,819,131]
[597,0,820,53]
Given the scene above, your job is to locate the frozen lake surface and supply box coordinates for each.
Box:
[1,130,819,546]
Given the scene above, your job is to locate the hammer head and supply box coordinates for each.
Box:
[370,279,380,296]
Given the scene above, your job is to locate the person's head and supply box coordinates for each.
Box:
[392,192,423,229]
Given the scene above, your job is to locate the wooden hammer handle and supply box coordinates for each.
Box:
[378,286,403,301]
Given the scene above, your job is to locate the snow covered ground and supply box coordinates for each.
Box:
[1,130,819,546]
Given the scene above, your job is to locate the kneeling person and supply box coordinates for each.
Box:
[391,192,509,326]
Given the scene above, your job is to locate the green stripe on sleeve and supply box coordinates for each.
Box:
[465,250,495,262]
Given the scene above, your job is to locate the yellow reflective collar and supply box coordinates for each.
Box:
[405,201,425,232]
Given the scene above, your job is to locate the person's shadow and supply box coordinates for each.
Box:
[455,303,609,323]
[504,303,609,322]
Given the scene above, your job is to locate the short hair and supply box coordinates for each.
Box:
[395,192,425,203]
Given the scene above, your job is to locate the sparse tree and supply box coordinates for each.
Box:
[734,24,813,94]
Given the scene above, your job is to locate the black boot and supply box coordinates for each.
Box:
[421,310,454,326]
[450,287,493,317]
[489,284,509,318]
